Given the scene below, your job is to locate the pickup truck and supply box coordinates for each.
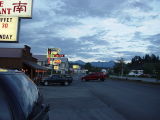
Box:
[42,74,73,86]
[81,72,107,81]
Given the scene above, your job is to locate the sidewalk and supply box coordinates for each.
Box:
[110,75,160,84]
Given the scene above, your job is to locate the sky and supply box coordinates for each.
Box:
[0,0,160,62]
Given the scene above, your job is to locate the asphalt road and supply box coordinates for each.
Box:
[39,75,160,120]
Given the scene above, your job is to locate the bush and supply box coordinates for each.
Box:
[157,73,160,80]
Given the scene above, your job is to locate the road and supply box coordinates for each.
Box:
[39,75,160,120]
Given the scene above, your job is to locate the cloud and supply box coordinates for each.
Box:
[130,1,152,12]
[1,0,160,62]
[145,34,160,55]
[55,0,126,17]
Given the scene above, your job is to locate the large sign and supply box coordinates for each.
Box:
[0,17,19,42]
[0,0,33,18]
[47,48,61,58]
[48,59,62,65]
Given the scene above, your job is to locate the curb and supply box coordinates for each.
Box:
[110,77,160,85]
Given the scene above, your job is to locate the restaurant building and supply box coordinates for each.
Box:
[0,45,47,80]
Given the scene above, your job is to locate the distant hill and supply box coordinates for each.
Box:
[91,61,115,68]
[73,60,86,65]
[70,60,115,68]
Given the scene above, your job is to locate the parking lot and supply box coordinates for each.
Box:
[39,75,160,120]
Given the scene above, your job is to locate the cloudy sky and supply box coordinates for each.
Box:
[0,0,160,62]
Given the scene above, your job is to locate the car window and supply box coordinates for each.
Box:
[89,74,94,76]
[3,73,39,119]
[0,89,13,120]
[52,75,60,79]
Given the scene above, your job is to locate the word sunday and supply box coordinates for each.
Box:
[0,35,13,40]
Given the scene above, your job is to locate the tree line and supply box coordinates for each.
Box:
[113,54,160,79]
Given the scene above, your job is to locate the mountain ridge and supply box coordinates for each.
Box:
[70,60,115,68]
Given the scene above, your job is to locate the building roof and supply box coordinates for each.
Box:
[0,48,23,58]
[24,61,48,70]
[33,55,48,61]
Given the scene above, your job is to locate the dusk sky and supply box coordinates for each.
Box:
[0,0,160,62]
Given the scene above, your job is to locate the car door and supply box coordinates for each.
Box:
[51,75,61,83]
[92,74,97,80]
[88,74,94,80]
[59,75,66,82]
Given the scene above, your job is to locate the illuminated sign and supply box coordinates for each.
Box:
[73,65,80,69]
[48,58,54,65]
[35,70,47,72]
[54,66,59,70]
[0,0,33,18]
[48,58,50,64]
[54,54,65,58]
[0,17,19,42]
[53,59,61,64]
[47,48,61,58]
[0,68,8,72]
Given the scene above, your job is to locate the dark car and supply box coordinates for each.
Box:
[42,74,73,86]
[81,72,107,81]
[0,69,49,120]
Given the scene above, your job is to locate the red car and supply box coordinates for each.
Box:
[81,72,107,81]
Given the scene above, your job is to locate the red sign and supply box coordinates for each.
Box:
[48,58,50,64]
[54,54,65,57]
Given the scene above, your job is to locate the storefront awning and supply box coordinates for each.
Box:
[23,61,48,71]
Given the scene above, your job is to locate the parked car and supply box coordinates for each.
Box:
[81,72,107,81]
[42,74,73,86]
[0,69,49,120]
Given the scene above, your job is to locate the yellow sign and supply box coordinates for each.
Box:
[0,68,8,72]
[0,17,19,42]
[54,66,59,70]
[0,0,33,18]
[73,65,80,69]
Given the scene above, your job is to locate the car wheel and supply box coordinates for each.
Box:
[64,81,69,86]
[44,81,48,86]
[98,78,101,81]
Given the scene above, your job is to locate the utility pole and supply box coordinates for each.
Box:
[120,58,124,78]
[121,60,124,78]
